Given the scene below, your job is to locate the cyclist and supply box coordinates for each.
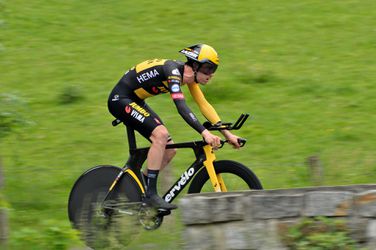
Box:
[108,44,241,210]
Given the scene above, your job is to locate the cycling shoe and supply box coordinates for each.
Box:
[143,194,177,210]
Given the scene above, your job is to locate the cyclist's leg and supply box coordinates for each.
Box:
[108,98,176,209]
[108,97,168,171]
[141,103,177,173]
[139,104,177,209]
[147,125,168,171]
[144,126,177,209]
[160,139,177,171]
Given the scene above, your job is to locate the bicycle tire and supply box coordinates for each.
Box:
[188,160,263,193]
[68,165,143,248]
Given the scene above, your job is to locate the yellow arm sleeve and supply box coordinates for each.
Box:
[187,83,221,124]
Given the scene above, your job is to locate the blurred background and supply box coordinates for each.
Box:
[0,0,375,249]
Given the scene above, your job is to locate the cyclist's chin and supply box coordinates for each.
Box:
[198,79,210,85]
[196,73,212,85]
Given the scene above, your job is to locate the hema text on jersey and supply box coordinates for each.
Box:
[137,69,160,83]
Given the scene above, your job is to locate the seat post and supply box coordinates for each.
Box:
[125,125,137,150]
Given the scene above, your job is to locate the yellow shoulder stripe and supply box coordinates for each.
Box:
[135,59,166,73]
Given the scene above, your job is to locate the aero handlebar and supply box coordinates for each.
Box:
[203,113,251,131]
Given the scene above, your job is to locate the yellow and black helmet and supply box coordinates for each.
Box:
[179,44,219,74]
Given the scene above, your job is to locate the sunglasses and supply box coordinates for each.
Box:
[198,63,218,75]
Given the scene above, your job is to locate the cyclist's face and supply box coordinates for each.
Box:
[196,71,213,85]
[196,63,217,84]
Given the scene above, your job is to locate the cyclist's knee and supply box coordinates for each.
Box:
[166,140,177,157]
[150,126,169,145]
[168,148,177,157]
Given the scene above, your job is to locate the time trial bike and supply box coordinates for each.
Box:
[67,114,263,247]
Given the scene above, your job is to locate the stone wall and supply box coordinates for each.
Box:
[179,184,376,250]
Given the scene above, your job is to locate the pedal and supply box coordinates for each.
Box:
[157,209,171,216]
[140,203,171,216]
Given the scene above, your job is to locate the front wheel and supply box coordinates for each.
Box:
[188,160,263,193]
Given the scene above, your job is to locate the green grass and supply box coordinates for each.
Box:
[1,0,375,248]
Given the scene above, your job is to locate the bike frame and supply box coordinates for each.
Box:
[108,127,225,204]
[107,114,249,204]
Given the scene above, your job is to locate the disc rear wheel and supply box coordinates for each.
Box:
[68,165,143,248]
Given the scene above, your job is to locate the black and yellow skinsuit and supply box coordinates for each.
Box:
[108,58,221,139]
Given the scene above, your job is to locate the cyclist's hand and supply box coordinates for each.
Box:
[221,130,241,149]
[201,129,221,149]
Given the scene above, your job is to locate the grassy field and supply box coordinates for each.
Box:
[1,0,375,248]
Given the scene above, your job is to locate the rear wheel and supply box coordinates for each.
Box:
[188,160,263,193]
[68,165,143,248]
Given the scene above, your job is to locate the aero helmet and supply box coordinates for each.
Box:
[179,44,219,75]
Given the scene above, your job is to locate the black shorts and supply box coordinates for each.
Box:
[108,96,164,139]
